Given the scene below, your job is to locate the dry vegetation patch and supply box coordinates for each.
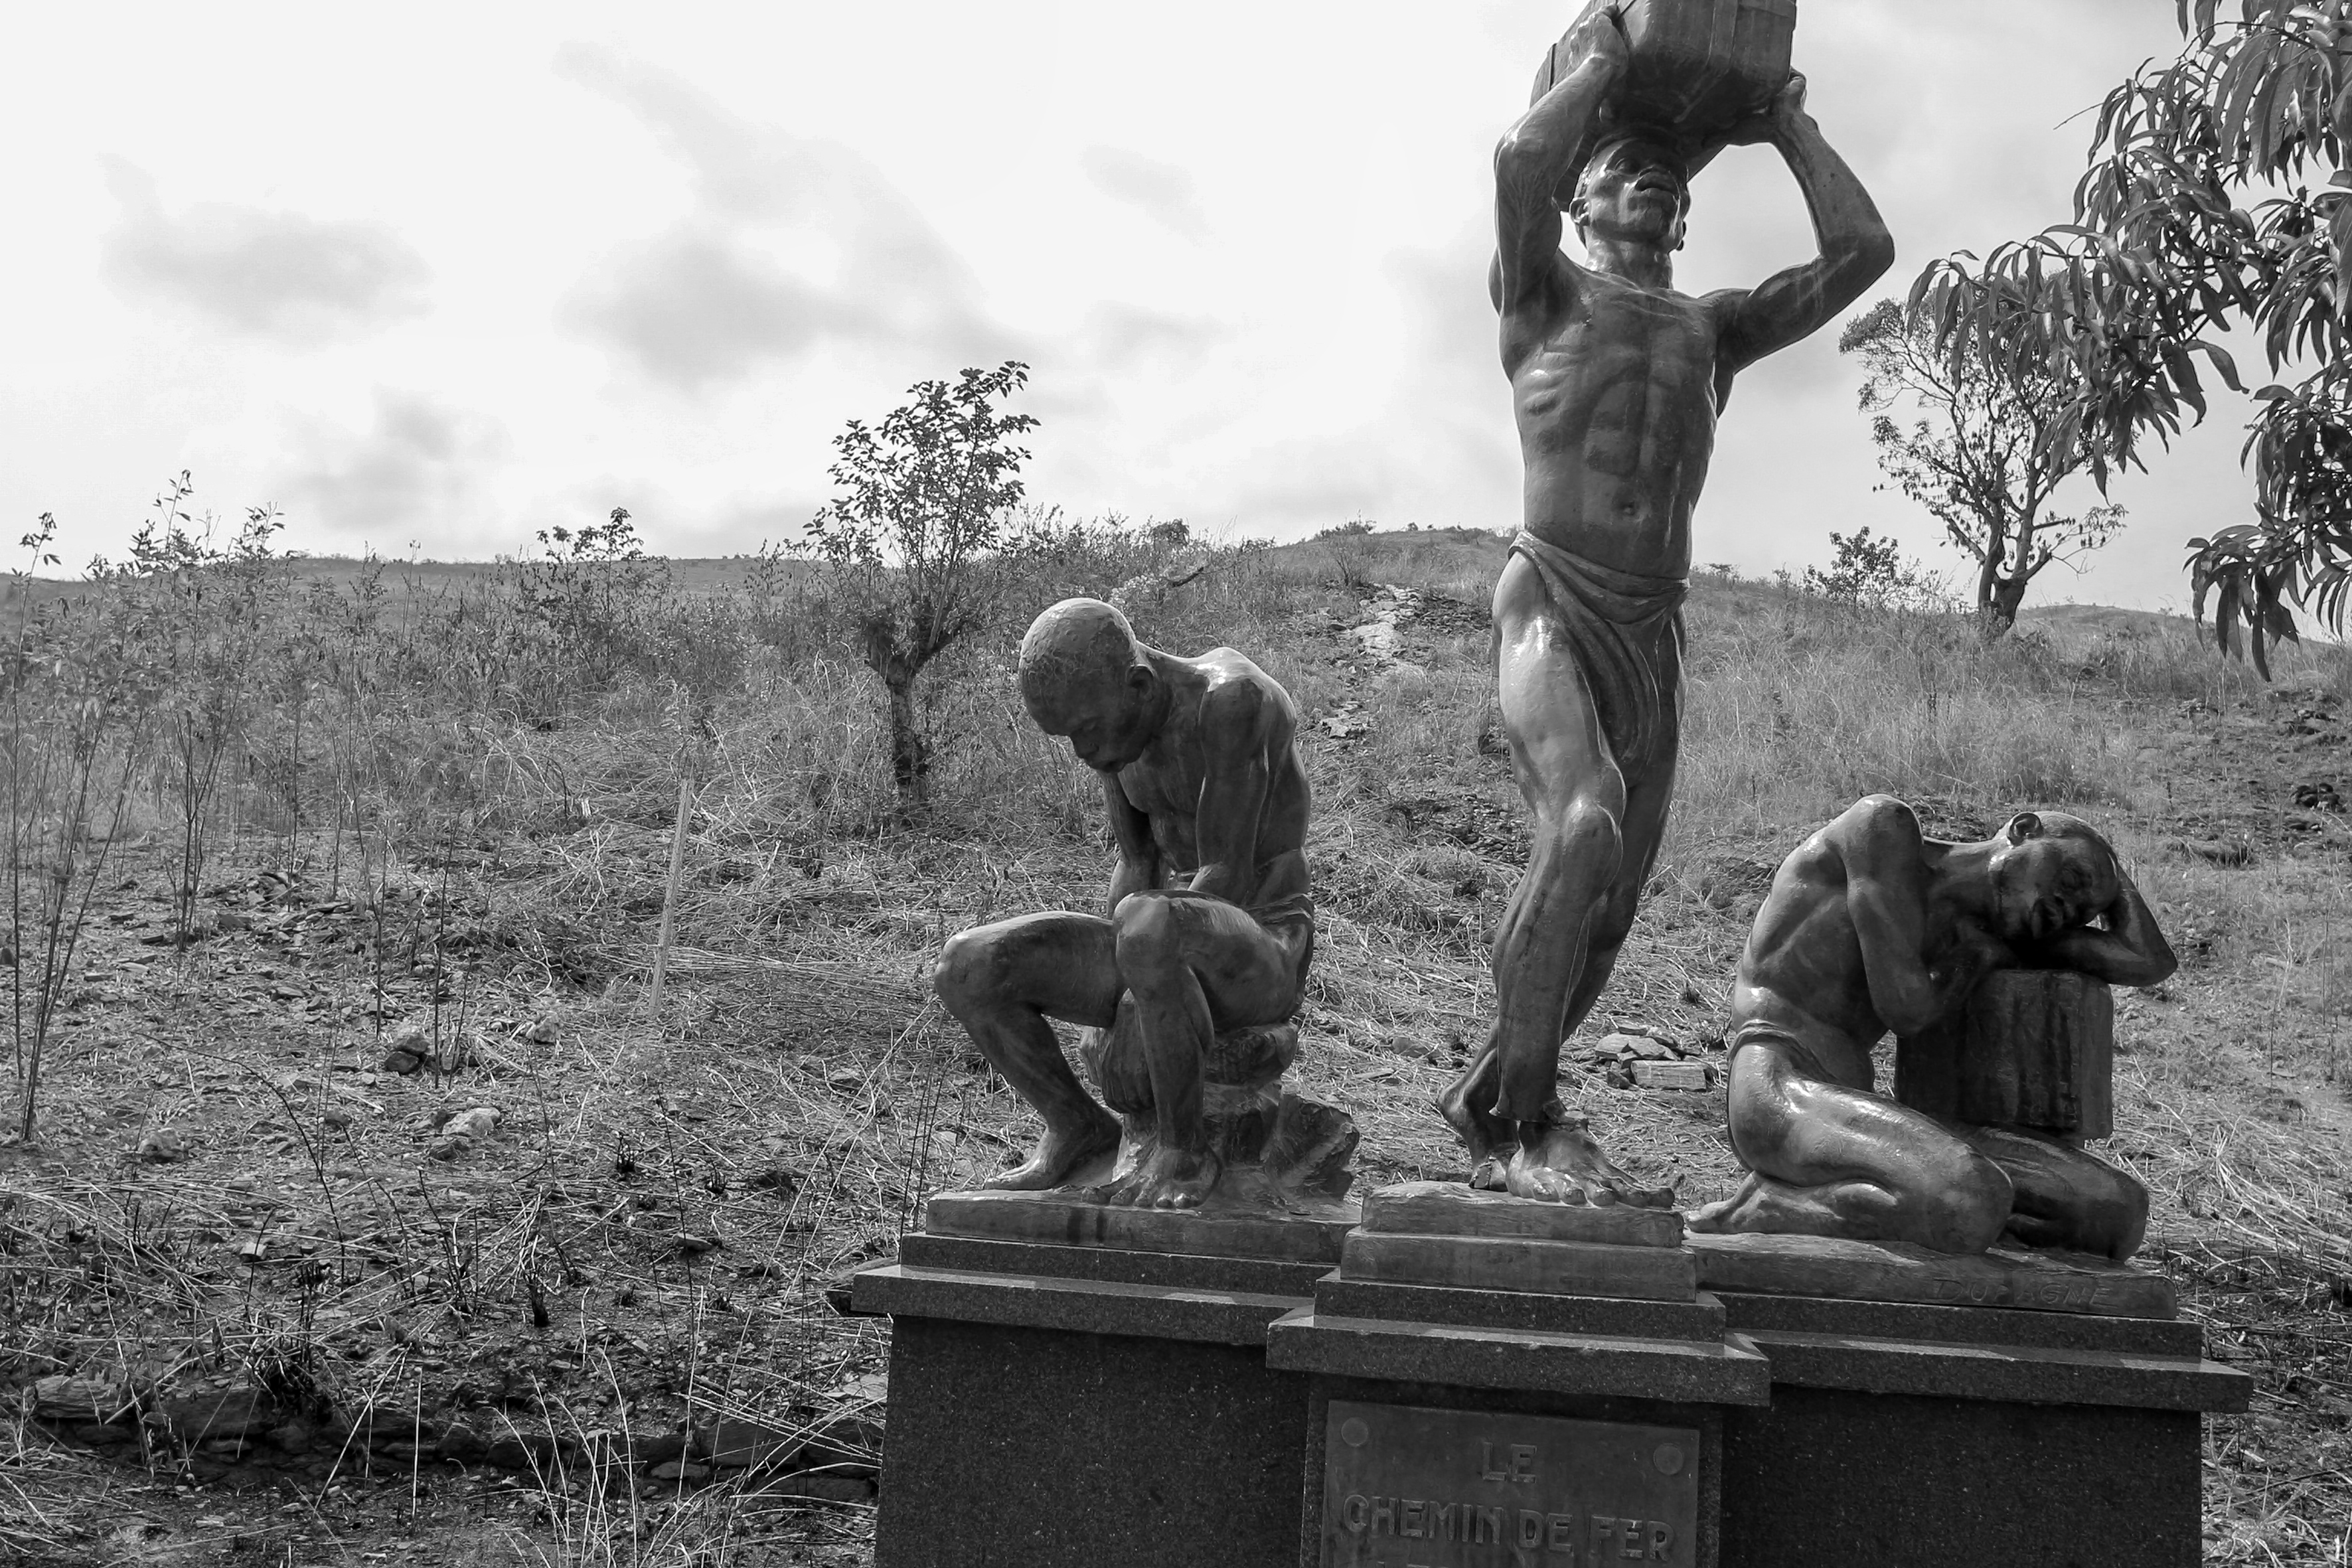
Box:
[3,523,2348,1563]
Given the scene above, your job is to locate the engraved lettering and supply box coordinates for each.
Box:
[1648,1521,1674,1561]
[1433,1503,1456,1541]
[1550,1514,1577,1550]
[1344,1494,1370,1532]
[1481,1441,1510,1482]
[1622,1517,1647,1558]
[1512,1444,1539,1482]
[1373,1496,1396,1535]
[1591,1516,1619,1557]
[1479,1505,1506,1544]
[1521,1510,1545,1548]
[1404,1500,1426,1538]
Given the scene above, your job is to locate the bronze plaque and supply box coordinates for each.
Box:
[1322,1401,1699,1567]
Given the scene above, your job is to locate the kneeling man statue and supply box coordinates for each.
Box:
[1690,797,2176,1260]
[935,599,1336,1213]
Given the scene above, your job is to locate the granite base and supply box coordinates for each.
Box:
[856,1230,1316,1568]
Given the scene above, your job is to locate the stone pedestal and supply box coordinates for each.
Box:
[1267,1184,1764,1568]
[854,1194,1354,1568]
[858,1185,2249,1568]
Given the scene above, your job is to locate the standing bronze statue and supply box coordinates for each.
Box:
[1689,800,2176,1259]
[934,599,1317,1212]
[1438,3,1893,1202]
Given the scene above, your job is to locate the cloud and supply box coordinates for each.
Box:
[554,45,1003,390]
[566,227,854,389]
[100,160,431,344]
[278,390,510,541]
[1081,147,1210,240]
[1074,302,1228,367]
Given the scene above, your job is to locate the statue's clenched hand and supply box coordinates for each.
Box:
[1723,70,1809,147]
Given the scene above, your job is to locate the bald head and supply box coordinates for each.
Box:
[1018,599,1157,767]
[1020,599,1141,705]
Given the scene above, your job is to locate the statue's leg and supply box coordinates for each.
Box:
[1960,1125,2149,1261]
[1554,678,1680,1043]
[1436,1027,1514,1190]
[1687,1037,2015,1253]
[1467,556,1675,1207]
[1095,892,1304,1211]
[934,911,1125,1190]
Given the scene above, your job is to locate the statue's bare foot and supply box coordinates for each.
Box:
[980,1111,1123,1192]
[1095,1144,1223,1210]
[1504,1109,1676,1208]
[1436,1069,1512,1190]
[1686,1174,1767,1234]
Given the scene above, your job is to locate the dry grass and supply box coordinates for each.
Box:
[3,525,2349,1562]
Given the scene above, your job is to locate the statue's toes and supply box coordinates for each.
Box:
[1581,1182,1621,1207]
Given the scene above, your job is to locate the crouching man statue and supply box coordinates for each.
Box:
[1689,798,2177,1259]
[935,599,1348,1213]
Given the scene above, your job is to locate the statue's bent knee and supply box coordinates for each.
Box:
[932,929,996,1014]
[1918,1151,2013,1253]
[1111,893,1184,975]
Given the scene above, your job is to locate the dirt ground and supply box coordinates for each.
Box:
[5,573,2351,1566]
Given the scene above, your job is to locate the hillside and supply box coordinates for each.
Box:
[1,528,2347,1565]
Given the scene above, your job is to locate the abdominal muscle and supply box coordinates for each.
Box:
[1510,299,1720,577]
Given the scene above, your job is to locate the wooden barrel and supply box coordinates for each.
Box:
[1895,969,2116,1140]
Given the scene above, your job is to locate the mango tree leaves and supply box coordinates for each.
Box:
[1917,0,2352,667]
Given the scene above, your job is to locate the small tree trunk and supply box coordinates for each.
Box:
[1980,572,2028,643]
[885,676,927,811]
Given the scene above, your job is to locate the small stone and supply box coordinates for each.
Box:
[33,1374,128,1422]
[824,1067,863,1091]
[700,1419,799,1472]
[1630,1059,1713,1092]
[650,1459,711,1482]
[137,1128,192,1162]
[759,1472,876,1504]
[520,1010,562,1044]
[1603,1032,1676,1061]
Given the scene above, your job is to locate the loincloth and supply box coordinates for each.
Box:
[1725,1016,1836,1083]
[1508,532,1687,766]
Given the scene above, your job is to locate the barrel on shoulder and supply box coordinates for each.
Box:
[1533,0,1798,143]
[1895,969,2116,1140]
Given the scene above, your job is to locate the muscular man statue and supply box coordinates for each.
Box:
[1437,6,1894,1204]
[933,599,1314,1211]
[1689,800,2177,1259]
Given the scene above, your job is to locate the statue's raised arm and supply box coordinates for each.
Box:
[1493,5,1628,326]
[1711,72,1895,382]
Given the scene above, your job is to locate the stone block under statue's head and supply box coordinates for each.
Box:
[925,599,1359,1262]
[1689,799,2179,1283]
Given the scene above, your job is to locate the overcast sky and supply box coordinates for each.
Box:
[1,2,2252,610]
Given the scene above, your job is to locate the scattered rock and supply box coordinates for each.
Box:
[520,1010,562,1044]
[1601,1031,1677,1062]
[1630,1059,1714,1092]
[380,1023,430,1074]
[2295,781,2343,813]
[1319,701,1372,741]
[2168,838,2252,868]
[33,1374,129,1423]
[428,1106,502,1160]
[136,1127,192,1162]
[759,1472,878,1504]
